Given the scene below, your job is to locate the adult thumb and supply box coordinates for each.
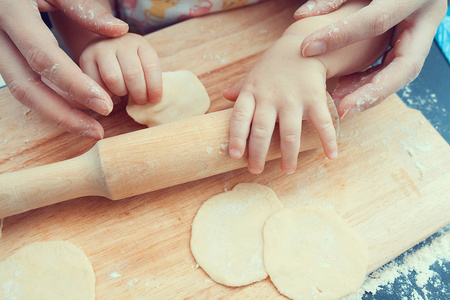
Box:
[51,0,129,37]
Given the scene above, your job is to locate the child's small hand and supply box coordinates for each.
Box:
[79,33,162,104]
[224,35,338,174]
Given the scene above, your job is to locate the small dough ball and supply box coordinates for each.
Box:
[126,70,210,127]
[0,241,95,300]
[190,183,283,287]
[263,206,368,300]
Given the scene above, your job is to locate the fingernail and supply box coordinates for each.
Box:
[342,107,365,119]
[302,41,327,57]
[149,96,161,104]
[79,129,103,140]
[87,97,112,115]
[103,14,128,27]
[230,148,241,158]
[329,150,338,160]
[284,169,295,175]
[294,1,315,18]
[249,167,262,174]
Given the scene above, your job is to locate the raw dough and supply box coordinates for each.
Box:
[263,206,368,300]
[0,219,3,239]
[0,241,95,300]
[190,183,283,287]
[126,70,210,127]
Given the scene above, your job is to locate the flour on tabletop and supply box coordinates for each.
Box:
[343,226,450,299]
[128,278,138,286]
[401,84,448,135]
[109,272,122,279]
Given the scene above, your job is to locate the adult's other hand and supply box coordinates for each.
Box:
[0,0,129,139]
[294,0,447,118]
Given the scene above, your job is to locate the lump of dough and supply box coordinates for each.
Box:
[126,70,210,127]
[0,241,95,300]
[263,206,368,300]
[190,183,283,287]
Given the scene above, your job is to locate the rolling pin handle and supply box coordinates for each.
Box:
[0,147,108,219]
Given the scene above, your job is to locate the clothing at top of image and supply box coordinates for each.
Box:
[111,0,263,34]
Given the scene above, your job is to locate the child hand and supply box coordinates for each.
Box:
[79,33,162,104]
[224,35,338,174]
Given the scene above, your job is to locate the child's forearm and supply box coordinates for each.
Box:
[283,0,391,79]
[49,0,114,62]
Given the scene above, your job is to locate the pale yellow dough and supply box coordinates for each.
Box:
[263,206,368,300]
[126,70,210,127]
[0,241,95,300]
[190,183,283,287]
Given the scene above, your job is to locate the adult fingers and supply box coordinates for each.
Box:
[248,105,277,174]
[138,42,162,103]
[278,108,303,174]
[0,31,104,140]
[330,64,383,107]
[338,12,440,118]
[305,93,337,159]
[1,0,113,115]
[49,0,128,37]
[228,90,255,159]
[300,0,419,57]
[294,0,346,20]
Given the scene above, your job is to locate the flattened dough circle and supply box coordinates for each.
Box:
[190,183,283,287]
[263,206,368,300]
[126,70,210,127]
[0,241,95,300]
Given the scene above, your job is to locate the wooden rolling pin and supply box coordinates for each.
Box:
[0,102,338,219]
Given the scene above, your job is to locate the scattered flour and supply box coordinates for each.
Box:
[401,84,449,137]
[344,226,450,299]
[128,278,138,287]
[109,272,122,279]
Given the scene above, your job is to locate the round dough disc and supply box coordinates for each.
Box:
[190,183,283,287]
[263,206,368,300]
[126,70,210,127]
[0,241,95,300]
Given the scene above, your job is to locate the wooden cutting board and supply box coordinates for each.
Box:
[1,0,450,298]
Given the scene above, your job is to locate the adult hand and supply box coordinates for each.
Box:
[294,0,447,118]
[0,0,129,140]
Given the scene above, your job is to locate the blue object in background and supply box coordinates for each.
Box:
[435,7,450,65]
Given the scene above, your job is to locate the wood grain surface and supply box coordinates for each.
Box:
[1,1,450,299]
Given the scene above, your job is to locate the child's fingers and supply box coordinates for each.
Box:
[248,105,277,174]
[117,50,147,104]
[97,52,128,97]
[223,78,245,101]
[79,55,111,95]
[307,99,338,160]
[138,43,162,103]
[279,108,303,174]
[229,90,255,159]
